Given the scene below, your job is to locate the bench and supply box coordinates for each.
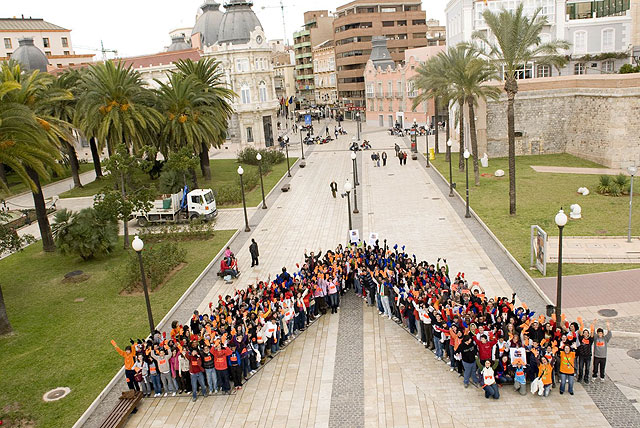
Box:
[281,183,291,192]
[99,390,143,428]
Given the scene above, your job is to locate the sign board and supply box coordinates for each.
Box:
[304,114,312,125]
[509,347,527,365]
[348,229,359,244]
[367,232,379,246]
[530,225,547,276]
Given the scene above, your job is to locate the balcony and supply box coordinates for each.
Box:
[407,91,417,98]
[385,92,393,99]
[294,41,311,50]
[366,92,374,98]
[295,63,313,70]
[295,52,312,60]
[293,29,310,38]
[375,93,383,99]
[394,91,403,98]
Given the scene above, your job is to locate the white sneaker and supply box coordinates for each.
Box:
[450,368,455,372]
[600,377,605,382]
[154,393,161,397]
[163,393,168,397]
[172,392,176,397]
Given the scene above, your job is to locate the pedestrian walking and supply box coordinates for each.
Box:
[382,151,387,166]
[249,239,259,267]
[330,181,338,198]
[394,143,400,157]
[376,152,381,168]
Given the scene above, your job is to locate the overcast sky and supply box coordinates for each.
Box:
[4,0,448,58]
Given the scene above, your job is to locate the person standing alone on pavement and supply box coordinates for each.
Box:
[382,151,387,166]
[249,239,259,267]
[330,181,338,198]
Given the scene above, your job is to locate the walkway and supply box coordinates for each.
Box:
[530,165,630,175]
[546,236,640,264]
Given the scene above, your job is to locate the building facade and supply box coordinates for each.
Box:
[313,40,338,108]
[293,10,335,104]
[333,0,438,114]
[364,42,445,128]
[446,0,636,76]
[0,17,93,69]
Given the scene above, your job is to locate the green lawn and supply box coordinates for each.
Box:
[59,158,296,208]
[0,163,94,199]
[431,153,640,277]
[0,230,235,428]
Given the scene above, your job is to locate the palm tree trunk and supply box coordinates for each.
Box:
[199,142,211,181]
[190,168,199,189]
[458,106,465,172]
[0,163,7,188]
[505,78,518,215]
[63,140,83,188]
[89,137,103,178]
[120,171,129,250]
[0,285,12,336]
[445,110,451,162]
[468,98,480,186]
[434,98,439,154]
[25,167,55,252]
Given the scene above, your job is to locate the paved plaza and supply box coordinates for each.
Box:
[85,122,637,428]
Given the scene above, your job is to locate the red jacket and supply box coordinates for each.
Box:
[473,336,497,361]
[212,348,232,370]
[186,353,204,374]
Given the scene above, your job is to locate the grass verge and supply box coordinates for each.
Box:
[0,230,235,428]
[0,163,94,199]
[431,153,640,277]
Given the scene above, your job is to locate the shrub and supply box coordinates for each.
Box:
[613,173,629,192]
[214,185,242,205]
[619,63,640,74]
[597,175,611,194]
[597,174,629,196]
[237,147,285,166]
[119,241,186,293]
[52,208,118,261]
[138,218,216,241]
[158,168,183,194]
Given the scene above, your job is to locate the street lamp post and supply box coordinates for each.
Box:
[447,139,454,197]
[351,151,359,186]
[464,149,471,218]
[628,165,637,242]
[356,112,361,142]
[237,166,251,232]
[344,180,353,230]
[425,128,430,168]
[554,208,568,323]
[285,139,291,177]
[256,153,267,209]
[132,236,155,337]
[350,152,359,214]
[299,128,305,160]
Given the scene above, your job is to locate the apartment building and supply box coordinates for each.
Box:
[0,17,94,69]
[293,10,335,104]
[446,0,636,76]
[333,0,438,115]
[313,40,338,108]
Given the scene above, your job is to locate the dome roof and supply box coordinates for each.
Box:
[192,0,224,47]
[167,35,191,52]
[370,36,395,70]
[217,1,262,46]
[12,37,49,72]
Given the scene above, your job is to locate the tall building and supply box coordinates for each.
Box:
[0,16,94,69]
[333,0,438,116]
[312,40,338,111]
[446,0,634,76]
[293,10,335,105]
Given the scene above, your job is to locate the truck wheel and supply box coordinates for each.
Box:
[137,217,148,227]
[189,214,199,221]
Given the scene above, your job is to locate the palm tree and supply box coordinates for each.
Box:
[0,61,71,252]
[76,60,162,155]
[474,4,568,214]
[448,44,500,185]
[173,58,235,181]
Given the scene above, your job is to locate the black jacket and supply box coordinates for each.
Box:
[249,241,259,257]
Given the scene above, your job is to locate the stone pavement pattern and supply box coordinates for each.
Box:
[546,236,640,264]
[119,123,625,428]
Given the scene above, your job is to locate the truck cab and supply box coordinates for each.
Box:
[186,188,217,220]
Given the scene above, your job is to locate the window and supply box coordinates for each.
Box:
[45,51,51,57]
[259,81,267,102]
[574,31,587,54]
[3,38,11,49]
[397,20,407,26]
[381,7,397,13]
[64,50,70,55]
[387,81,392,96]
[407,80,416,97]
[602,29,614,51]
[236,58,249,72]
[246,127,254,142]
[61,37,68,47]
[329,73,336,86]
[602,60,614,73]
[377,82,383,96]
[536,64,551,78]
[241,83,251,103]
[328,56,335,71]
[574,63,586,75]
[388,100,393,112]
[42,37,50,48]
[382,21,394,27]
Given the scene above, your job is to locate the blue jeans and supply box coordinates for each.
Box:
[354,277,362,295]
[205,367,217,393]
[433,336,443,359]
[449,345,457,368]
[484,383,500,399]
[190,371,206,400]
[216,369,230,392]
[559,373,574,394]
[462,361,478,385]
[150,373,162,394]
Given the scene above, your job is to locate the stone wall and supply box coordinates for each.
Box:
[476,74,640,169]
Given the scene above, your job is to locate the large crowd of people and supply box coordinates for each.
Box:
[112,241,612,402]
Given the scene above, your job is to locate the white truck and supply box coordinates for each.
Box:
[132,187,217,226]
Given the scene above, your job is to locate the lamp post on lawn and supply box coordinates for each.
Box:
[285,139,291,177]
[299,128,305,160]
[351,151,359,186]
[447,139,454,197]
[464,149,470,218]
[344,180,353,230]
[237,166,251,232]
[256,153,267,209]
[132,236,155,337]
[628,165,637,243]
[554,208,568,323]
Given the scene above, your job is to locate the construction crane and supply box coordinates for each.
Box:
[260,0,288,46]
[74,40,118,61]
